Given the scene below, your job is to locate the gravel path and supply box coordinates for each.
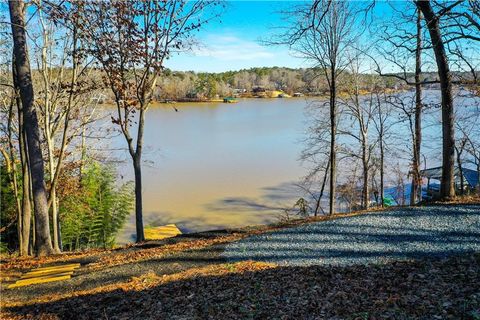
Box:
[223,205,480,266]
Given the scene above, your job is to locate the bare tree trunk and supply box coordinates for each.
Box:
[46,137,61,252]
[50,186,60,251]
[313,159,330,216]
[455,146,464,195]
[379,140,385,207]
[133,107,145,242]
[38,10,61,252]
[13,43,32,257]
[360,113,369,209]
[415,0,455,200]
[376,93,386,208]
[9,0,54,256]
[362,151,369,209]
[17,100,32,256]
[4,88,24,254]
[133,155,144,242]
[20,141,31,255]
[411,9,423,205]
[46,135,61,252]
[329,69,337,215]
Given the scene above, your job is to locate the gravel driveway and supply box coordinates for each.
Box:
[223,205,480,266]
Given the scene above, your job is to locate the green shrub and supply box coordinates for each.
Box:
[60,161,133,250]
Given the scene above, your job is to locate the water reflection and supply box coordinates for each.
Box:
[113,99,308,242]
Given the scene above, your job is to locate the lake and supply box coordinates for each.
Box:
[110,98,309,242]
[101,91,477,242]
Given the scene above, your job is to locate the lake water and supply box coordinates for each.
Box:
[102,91,478,242]
[111,98,309,242]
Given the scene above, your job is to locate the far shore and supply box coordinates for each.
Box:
[97,88,407,106]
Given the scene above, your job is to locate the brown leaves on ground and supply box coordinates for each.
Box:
[1,260,275,309]
[2,255,479,320]
[425,194,480,205]
[1,209,379,283]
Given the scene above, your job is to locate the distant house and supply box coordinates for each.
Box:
[420,166,479,198]
[252,86,266,93]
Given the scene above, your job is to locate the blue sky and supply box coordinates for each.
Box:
[164,1,305,72]
[164,1,397,73]
[8,0,472,74]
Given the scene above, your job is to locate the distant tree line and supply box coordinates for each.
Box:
[152,67,405,100]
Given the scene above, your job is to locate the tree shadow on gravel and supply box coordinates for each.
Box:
[4,254,479,320]
[222,205,480,266]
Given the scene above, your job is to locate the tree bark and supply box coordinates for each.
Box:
[362,144,369,209]
[329,68,337,215]
[379,140,385,207]
[5,81,25,255]
[38,14,60,250]
[415,0,455,200]
[411,8,423,205]
[129,102,146,243]
[46,133,61,252]
[133,155,145,242]
[313,159,330,216]
[455,146,464,195]
[376,93,386,208]
[17,94,32,257]
[9,0,54,256]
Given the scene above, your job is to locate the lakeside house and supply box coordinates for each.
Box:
[421,166,480,199]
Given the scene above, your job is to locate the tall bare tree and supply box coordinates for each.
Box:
[9,0,54,256]
[372,2,427,205]
[414,0,455,199]
[0,24,32,255]
[371,89,395,207]
[30,1,99,252]
[277,0,358,215]
[71,0,222,241]
[340,54,377,209]
[412,9,423,204]
[367,0,479,200]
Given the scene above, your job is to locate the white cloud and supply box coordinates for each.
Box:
[192,35,274,61]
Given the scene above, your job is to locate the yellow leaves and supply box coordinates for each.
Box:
[127,271,162,290]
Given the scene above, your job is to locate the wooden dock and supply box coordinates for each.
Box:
[144,224,182,240]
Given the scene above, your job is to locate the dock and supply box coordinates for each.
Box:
[144,224,182,240]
